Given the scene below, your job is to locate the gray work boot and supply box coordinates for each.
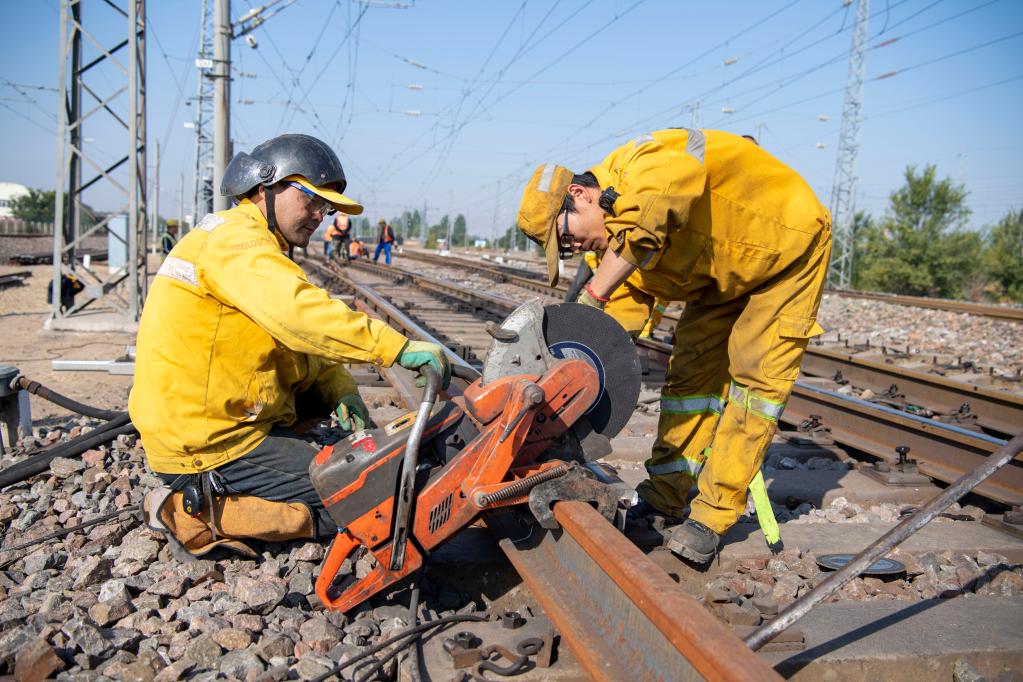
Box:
[666,519,720,564]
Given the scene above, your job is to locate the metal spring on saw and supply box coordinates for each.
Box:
[477,463,569,508]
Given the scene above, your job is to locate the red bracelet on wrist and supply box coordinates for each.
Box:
[584,284,611,303]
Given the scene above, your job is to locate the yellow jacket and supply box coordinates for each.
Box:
[591,129,830,310]
[129,200,408,474]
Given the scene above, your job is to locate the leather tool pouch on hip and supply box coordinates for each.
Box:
[144,485,315,558]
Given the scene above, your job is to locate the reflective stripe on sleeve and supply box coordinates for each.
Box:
[194,213,226,232]
[685,128,706,163]
[728,381,785,422]
[661,394,724,415]
[156,255,198,287]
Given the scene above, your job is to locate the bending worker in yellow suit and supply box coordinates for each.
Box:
[130,134,451,557]
[518,129,830,563]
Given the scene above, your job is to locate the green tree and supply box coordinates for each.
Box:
[10,188,56,222]
[855,165,980,298]
[983,209,1023,302]
[453,214,467,247]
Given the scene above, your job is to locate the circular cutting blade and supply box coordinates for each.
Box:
[543,303,642,439]
[816,554,906,575]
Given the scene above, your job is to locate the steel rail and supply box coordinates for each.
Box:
[828,288,1023,322]
[797,345,1023,437]
[303,256,782,681]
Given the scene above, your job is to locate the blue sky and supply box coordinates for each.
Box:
[1,0,1021,239]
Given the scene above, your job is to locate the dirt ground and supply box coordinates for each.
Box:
[1,236,136,428]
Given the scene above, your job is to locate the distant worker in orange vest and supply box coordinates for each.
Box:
[323,221,339,258]
[332,213,353,263]
[373,219,396,265]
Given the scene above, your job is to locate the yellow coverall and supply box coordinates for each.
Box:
[130,200,408,474]
[590,129,831,534]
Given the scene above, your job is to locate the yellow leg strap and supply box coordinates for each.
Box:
[748,470,780,546]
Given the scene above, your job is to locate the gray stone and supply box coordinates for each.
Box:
[100,579,134,603]
[23,549,58,574]
[88,597,134,626]
[219,648,265,679]
[232,576,286,615]
[257,634,294,661]
[293,653,333,681]
[0,626,38,669]
[49,457,86,478]
[152,659,195,682]
[64,619,110,657]
[212,628,253,650]
[72,556,113,590]
[146,575,189,598]
[120,537,161,563]
[346,620,378,639]
[184,634,223,671]
[288,571,313,596]
[299,617,343,645]
[290,543,325,562]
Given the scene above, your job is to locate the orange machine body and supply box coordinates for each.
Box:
[313,358,598,611]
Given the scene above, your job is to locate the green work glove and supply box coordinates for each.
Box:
[335,394,370,432]
[397,340,451,389]
[576,286,607,310]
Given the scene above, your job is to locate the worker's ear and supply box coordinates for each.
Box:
[566,183,592,204]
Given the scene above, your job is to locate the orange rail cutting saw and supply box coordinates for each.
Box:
[309,299,641,612]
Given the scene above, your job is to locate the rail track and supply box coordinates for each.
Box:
[398,248,1023,323]
[297,253,1023,678]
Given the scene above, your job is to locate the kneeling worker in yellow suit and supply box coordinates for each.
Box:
[129,134,451,556]
[517,129,831,563]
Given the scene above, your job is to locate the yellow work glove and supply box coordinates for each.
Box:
[396,340,452,389]
[576,285,607,310]
[335,394,370,432]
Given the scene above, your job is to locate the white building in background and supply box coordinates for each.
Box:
[0,182,29,219]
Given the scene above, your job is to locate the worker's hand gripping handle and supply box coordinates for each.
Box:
[389,365,440,571]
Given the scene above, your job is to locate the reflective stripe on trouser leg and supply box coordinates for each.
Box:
[637,393,724,517]
[689,384,786,535]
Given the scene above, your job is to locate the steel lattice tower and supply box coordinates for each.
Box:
[51,0,147,329]
[192,0,216,225]
[827,0,870,289]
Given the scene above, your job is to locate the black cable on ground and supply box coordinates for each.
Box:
[406,569,422,682]
[0,414,135,489]
[1,507,140,553]
[15,376,125,421]
[309,614,488,682]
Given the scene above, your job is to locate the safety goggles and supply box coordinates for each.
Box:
[287,181,336,216]
[557,209,575,259]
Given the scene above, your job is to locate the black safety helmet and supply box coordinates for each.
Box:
[221,133,349,199]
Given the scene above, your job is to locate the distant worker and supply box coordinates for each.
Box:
[373,218,396,265]
[161,219,179,258]
[323,220,338,258]
[130,134,451,557]
[333,213,353,263]
[517,128,831,564]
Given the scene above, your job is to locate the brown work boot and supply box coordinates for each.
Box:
[666,518,720,564]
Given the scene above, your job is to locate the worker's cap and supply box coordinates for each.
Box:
[378,218,387,226]
[286,174,364,215]
[165,218,179,228]
[518,164,573,287]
